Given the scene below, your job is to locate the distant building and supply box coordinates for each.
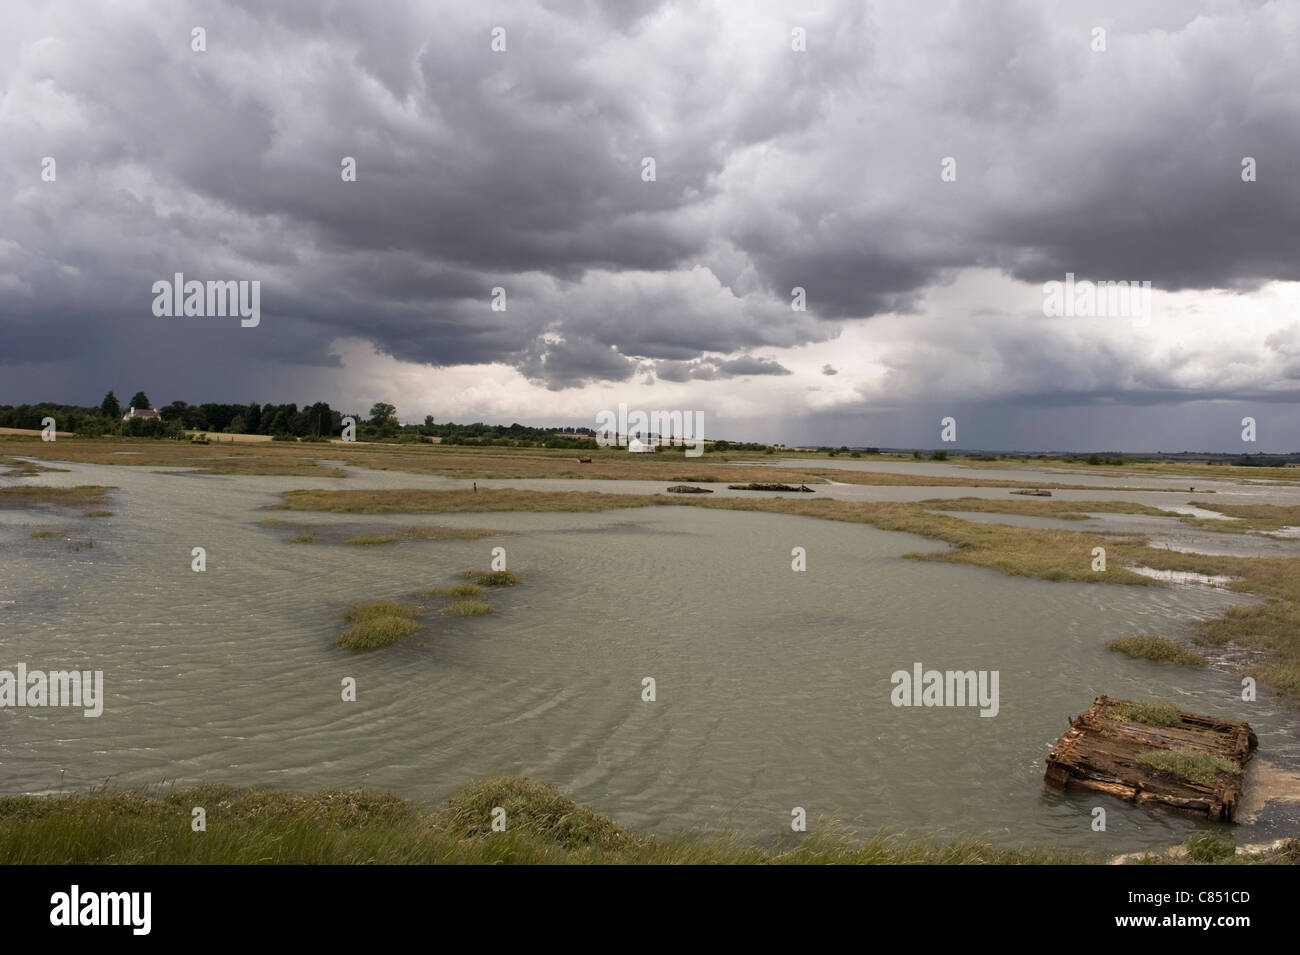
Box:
[628,437,655,453]
[122,406,161,421]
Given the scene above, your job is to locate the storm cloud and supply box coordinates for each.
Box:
[2,0,1298,447]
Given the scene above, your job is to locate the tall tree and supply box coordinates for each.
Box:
[369,402,396,427]
[100,391,121,419]
[128,391,151,410]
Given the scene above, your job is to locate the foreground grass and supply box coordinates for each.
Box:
[1,777,1291,865]
[283,487,1300,698]
[1107,636,1208,667]
[0,777,1086,864]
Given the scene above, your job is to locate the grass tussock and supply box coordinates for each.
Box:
[1107,636,1207,667]
[286,533,316,544]
[29,529,64,539]
[446,600,493,617]
[422,583,484,598]
[344,601,419,625]
[336,601,422,651]
[465,569,521,587]
[336,616,420,651]
[1138,749,1243,785]
[1107,701,1183,727]
[82,510,112,518]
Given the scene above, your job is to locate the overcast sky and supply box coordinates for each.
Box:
[3,0,1299,451]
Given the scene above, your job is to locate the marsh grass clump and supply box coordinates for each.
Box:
[336,601,422,651]
[336,615,420,651]
[259,518,286,527]
[344,601,419,625]
[464,569,520,587]
[1138,749,1242,785]
[287,533,316,544]
[1108,702,1183,727]
[29,529,64,539]
[1185,832,1236,862]
[446,600,492,617]
[83,510,112,518]
[1107,636,1207,667]
[420,583,484,598]
[439,778,636,852]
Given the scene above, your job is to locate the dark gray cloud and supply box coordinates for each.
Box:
[1,0,1298,449]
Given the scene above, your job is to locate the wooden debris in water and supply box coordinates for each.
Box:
[1044,695,1257,820]
[1011,488,1052,496]
[665,484,713,493]
[726,483,814,492]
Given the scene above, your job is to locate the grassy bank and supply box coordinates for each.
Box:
[342,526,504,546]
[0,485,115,511]
[1,776,1292,865]
[921,496,1180,519]
[8,436,1191,488]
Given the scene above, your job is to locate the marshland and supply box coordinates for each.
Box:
[3,437,1299,862]
[7,441,1300,867]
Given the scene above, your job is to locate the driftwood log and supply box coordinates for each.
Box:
[1044,695,1256,820]
[665,485,713,493]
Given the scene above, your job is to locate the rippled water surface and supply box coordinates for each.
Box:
[2,457,1298,853]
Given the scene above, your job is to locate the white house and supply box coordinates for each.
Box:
[122,406,161,421]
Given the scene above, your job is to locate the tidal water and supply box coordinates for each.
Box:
[2,457,1298,853]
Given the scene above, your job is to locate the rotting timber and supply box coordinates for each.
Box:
[1044,695,1257,820]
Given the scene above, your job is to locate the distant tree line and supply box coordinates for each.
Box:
[428,420,598,449]
[2,393,791,451]
[0,393,604,446]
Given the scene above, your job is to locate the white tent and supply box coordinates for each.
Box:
[628,437,655,453]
